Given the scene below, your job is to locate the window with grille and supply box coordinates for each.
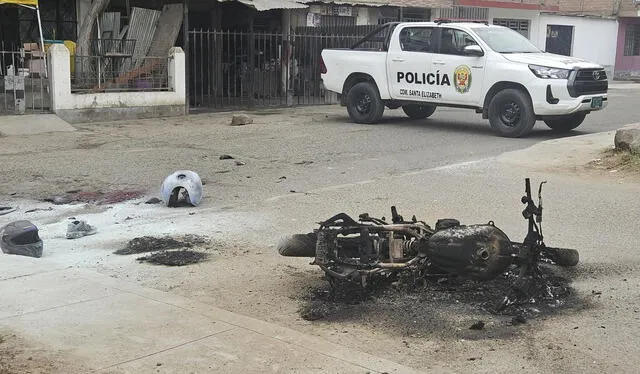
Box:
[17,0,76,42]
[493,18,530,38]
[438,6,488,21]
[320,15,356,28]
[624,24,640,56]
[377,7,431,24]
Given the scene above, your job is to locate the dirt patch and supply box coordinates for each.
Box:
[0,332,84,374]
[136,250,209,266]
[587,149,640,176]
[296,264,588,338]
[114,234,210,255]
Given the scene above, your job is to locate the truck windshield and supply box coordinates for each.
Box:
[473,27,541,53]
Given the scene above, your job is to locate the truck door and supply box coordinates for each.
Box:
[431,27,487,106]
[386,26,439,102]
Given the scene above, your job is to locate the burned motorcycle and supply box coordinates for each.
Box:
[278,178,578,289]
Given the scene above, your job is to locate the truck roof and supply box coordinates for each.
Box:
[392,20,501,29]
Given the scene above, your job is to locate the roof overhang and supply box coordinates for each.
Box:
[456,0,559,12]
[300,0,453,7]
[219,0,308,11]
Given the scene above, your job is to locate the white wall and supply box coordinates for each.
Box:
[48,44,186,112]
[536,14,618,76]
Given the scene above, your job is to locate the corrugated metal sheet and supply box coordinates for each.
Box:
[219,0,308,11]
[123,7,161,72]
[298,0,452,8]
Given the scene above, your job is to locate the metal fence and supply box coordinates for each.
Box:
[189,30,287,109]
[71,55,169,93]
[0,45,49,115]
[188,26,379,111]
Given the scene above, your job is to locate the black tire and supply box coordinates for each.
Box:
[346,82,384,124]
[277,233,317,257]
[488,89,536,138]
[542,246,580,267]
[402,104,436,119]
[543,112,587,132]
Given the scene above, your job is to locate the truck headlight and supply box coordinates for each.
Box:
[528,65,570,79]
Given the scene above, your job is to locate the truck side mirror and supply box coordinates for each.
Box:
[463,45,484,57]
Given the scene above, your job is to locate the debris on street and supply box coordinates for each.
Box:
[114,235,210,255]
[219,154,234,160]
[25,207,54,213]
[136,249,209,266]
[160,170,203,207]
[230,114,253,126]
[66,218,98,239]
[145,197,162,204]
[0,220,43,258]
[43,190,145,205]
[0,206,16,216]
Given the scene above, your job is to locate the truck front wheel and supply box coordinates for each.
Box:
[402,104,436,119]
[346,82,384,124]
[543,112,587,132]
[488,89,536,138]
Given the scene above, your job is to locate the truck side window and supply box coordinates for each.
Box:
[439,28,479,55]
[399,27,434,53]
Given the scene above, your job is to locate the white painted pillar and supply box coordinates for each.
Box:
[48,44,72,113]
[168,46,186,111]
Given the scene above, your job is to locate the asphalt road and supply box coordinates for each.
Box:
[318,83,639,172]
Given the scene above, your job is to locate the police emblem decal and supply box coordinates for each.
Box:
[454,65,472,94]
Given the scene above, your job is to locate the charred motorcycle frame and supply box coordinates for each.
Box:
[278,179,578,289]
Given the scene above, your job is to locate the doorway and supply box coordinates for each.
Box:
[545,24,573,56]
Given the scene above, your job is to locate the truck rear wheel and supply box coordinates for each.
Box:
[488,89,536,138]
[346,82,384,124]
[402,104,436,119]
[543,112,587,132]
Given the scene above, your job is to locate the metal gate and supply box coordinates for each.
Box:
[0,43,50,115]
[188,26,377,112]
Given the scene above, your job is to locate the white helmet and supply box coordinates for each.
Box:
[160,170,203,207]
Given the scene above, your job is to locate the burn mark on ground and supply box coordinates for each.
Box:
[114,235,211,255]
[115,235,212,267]
[296,264,590,339]
[136,250,209,266]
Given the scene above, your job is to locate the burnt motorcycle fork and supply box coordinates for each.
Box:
[500,178,549,310]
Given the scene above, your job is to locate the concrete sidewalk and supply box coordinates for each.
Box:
[0,255,424,374]
[0,114,75,136]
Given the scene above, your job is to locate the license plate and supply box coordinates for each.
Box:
[591,96,603,109]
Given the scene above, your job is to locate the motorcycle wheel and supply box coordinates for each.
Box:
[277,233,317,257]
[542,247,579,267]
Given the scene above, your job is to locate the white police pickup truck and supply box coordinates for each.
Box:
[320,21,609,137]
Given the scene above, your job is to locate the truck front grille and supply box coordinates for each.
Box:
[568,68,608,97]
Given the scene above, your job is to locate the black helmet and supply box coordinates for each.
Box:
[0,220,43,258]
